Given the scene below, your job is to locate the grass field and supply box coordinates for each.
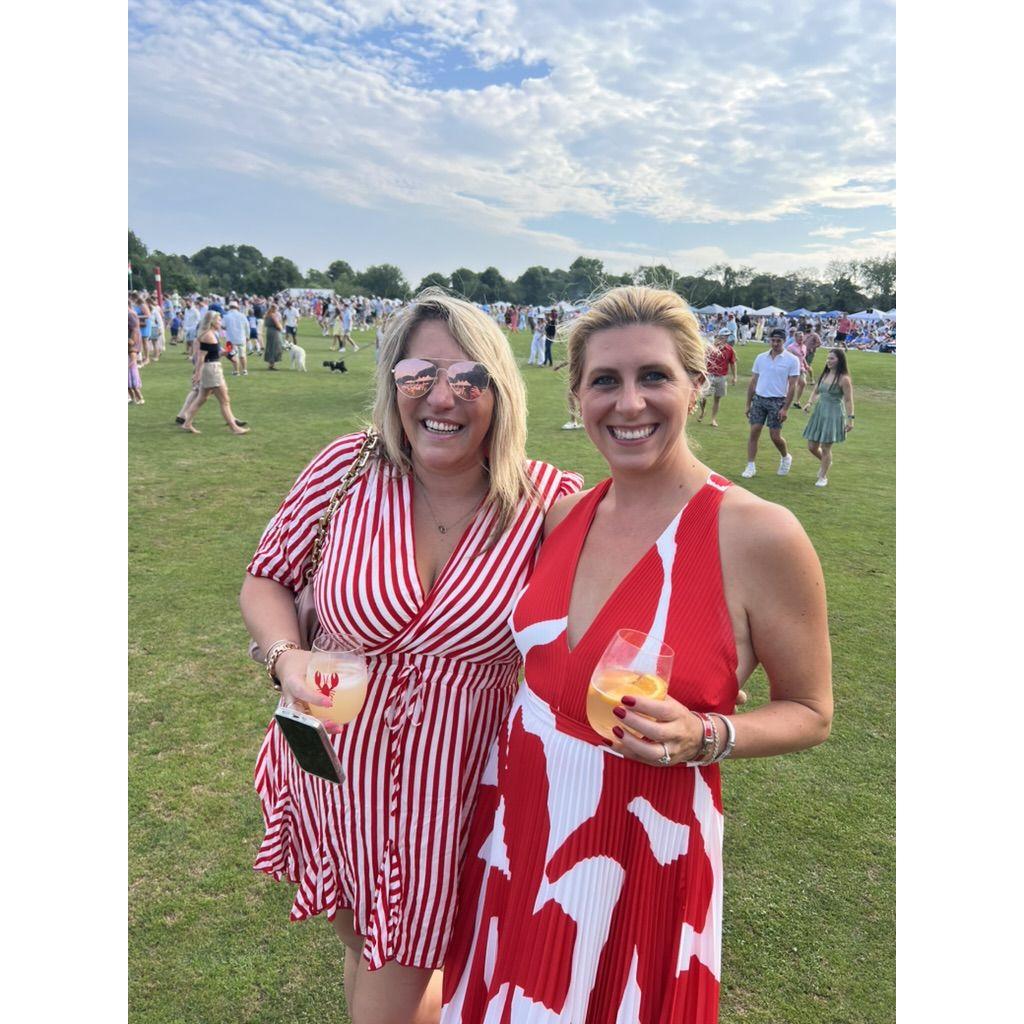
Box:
[128,319,895,1023]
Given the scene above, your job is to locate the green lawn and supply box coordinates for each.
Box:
[128,319,895,1023]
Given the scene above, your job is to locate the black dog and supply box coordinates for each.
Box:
[323,360,348,373]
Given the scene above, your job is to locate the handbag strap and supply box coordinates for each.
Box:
[303,429,380,586]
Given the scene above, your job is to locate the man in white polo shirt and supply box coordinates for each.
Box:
[742,327,800,478]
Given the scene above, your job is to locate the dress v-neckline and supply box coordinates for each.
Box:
[406,472,487,605]
[563,478,704,655]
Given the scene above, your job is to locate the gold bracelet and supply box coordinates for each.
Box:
[265,640,299,691]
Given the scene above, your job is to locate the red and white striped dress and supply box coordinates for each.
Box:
[249,432,582,971]
[442,474,739,1022]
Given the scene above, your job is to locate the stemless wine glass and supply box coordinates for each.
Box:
[304,632,369,726]
[586,628,673,741]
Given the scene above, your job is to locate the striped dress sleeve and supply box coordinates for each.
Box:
[246,432,368,592]
[527,460,584,512]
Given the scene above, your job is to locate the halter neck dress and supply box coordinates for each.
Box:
[442,473,739,1023]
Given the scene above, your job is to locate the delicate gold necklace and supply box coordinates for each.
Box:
[413,474,485,535]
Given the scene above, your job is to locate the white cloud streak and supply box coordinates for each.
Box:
[128,0,895,275]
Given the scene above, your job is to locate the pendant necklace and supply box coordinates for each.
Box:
[414,474,484,535]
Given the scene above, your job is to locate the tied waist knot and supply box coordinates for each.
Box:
[383,665,425,729]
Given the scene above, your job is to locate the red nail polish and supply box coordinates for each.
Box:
[612,706,627,719]
[621,695,636,707]
[612,725,624,739]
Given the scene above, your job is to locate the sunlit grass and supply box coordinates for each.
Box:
[129,320,894,1023]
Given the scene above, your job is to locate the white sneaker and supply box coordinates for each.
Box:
[562,421,578,430]
[741,462,756,478]
[778,454,793,475]
[815,476,828,487]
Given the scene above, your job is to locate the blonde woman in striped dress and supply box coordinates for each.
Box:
[241,291,581,1024]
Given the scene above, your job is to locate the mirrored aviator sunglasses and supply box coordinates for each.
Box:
[392,358,492,402]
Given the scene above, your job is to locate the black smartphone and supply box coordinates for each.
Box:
[273,705,344,785]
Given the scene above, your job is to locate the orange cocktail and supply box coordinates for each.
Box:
[586,669,668,741]
[304,634,369,726]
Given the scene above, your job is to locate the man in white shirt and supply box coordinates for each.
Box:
[183,300,201,356]
[223,301,249,376]
[341,303,360,352]
[742,328,801,478]
[283,301,299,343]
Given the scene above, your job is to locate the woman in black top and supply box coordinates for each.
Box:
[180,311,250,434]
[544,309,557,366]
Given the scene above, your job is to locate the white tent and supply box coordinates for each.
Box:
[754,305,785,316]
[850,310,885,322]
[885,308,896,319]
[727,304,756,315]
[696,303,726,314]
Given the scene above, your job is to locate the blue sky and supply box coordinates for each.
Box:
[127,0,895,284]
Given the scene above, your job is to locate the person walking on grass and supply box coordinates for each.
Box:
[180,311,249,434]
[742,327,800,478]
[785,330,811,408]
[223,300,249,377]
[698,328,738,427]
[148,301,165,362]
[803,348,855,488]
[342,302,360,352]
[544,308,557,366]
[263,303,284,370]
[528,320,546,365]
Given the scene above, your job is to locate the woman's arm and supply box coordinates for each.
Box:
[722,499,832,756]
[193,333,208,381]
[239,574,330,712]
[842,376,855,430]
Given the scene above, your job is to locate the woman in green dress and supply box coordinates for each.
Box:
[802,348,855,487]
[263,303,284,370]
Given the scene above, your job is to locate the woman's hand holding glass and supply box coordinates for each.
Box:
[273,648,341,732]
[607,693,706,766]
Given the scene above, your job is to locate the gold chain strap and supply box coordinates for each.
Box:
[303,430,380,586]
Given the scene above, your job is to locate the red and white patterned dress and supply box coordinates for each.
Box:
[442,474,739,1022]
[249,432,582,971]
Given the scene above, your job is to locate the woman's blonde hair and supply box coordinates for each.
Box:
[566,286,708,409]
[196,310,220,338]
[370,288,536,543]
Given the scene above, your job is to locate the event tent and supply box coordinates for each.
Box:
[696,304,726,314]
[787,307,813,317]
[753,306,785,315]
[726,304,757,315]
[885,309,896,319]
[850,310,886,322]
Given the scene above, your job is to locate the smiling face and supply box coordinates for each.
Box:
[577,323,698,474]
[396,319,495,475]
[826,350,839,370]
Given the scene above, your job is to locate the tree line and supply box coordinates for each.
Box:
[129,231,895,311]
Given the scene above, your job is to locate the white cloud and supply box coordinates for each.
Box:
[128,0,895,273]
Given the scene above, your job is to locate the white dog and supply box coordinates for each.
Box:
[285,341,307,371]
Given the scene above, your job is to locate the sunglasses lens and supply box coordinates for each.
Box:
[448,361,490,401]
[393,359,437,397]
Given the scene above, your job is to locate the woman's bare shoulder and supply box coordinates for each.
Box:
[719,484,813,562]
[543,487,594,540]
[718,484,821,595]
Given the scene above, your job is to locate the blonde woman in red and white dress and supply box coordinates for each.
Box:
[442,287,833,1023]
[240,291,581,1024]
